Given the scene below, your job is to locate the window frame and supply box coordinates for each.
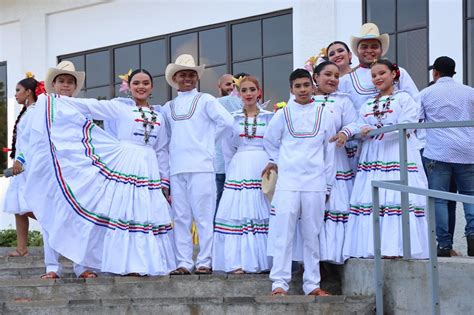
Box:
[58,9,293,101]
[0,61,8,171]
[463,0,474,85]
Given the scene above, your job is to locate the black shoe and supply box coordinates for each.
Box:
[437,247,451,257]
[467,235,474,257]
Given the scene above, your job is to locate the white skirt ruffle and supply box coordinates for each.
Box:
[343,136,429,259]
[212,148,271,272]
[25,95,176,275]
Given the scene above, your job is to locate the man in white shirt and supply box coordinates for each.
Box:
[263,68,336,296]
[419,56,474,257]
[161,55,233,274]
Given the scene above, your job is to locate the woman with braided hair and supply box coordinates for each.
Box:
[3,74,45,257]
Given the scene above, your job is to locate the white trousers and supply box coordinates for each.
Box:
[42,228,96,277]
[170,172,216,271]
[269,191,325,295]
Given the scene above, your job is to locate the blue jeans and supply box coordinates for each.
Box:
[424,158,474,249]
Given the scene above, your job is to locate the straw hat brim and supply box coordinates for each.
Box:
[262,169,278,203]
[165,64,205,89]
[45,68,85,97]
[350,33,390,59]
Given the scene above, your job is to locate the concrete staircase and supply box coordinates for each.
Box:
[0,248,375,314]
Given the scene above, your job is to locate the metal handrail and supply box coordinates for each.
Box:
[366,120,474,315]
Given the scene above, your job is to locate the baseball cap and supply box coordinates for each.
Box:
[428,56,456,75]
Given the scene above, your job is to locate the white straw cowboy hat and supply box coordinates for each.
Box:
[45,61,85,97]
[165,54,205,89]
[262,169,278,203]
[350,23,390,59]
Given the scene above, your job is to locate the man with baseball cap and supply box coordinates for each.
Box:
[419,56,474,257]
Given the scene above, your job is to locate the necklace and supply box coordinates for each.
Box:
[243,107,260,139]
[137,105,157,144]
[372,93,392,128]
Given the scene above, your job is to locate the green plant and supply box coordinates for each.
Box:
[0,229,43,247]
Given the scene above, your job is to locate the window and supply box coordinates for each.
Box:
[364,0,429,88]
[465,0,474,86]
[59,10,293,106]
[0,62,7,170]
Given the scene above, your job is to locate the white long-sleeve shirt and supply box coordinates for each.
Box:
[263,99,336,193]
[161,88,234,176]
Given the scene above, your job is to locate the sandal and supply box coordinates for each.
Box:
[78,270,98,279]
[40,272,59,280]
[170,267,191,275]
[230,269,245,274]
[7,249,29,257]
[194,267,212,274]
[308,288,330,296]
[271,287,287,296]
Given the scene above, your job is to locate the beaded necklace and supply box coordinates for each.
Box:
[243,107,260,139]
[137,105,157,144]
[318,94,330,107]
[372,93,392,128]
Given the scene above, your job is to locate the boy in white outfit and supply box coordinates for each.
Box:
[161,55,233,274]
[263,69,336,296]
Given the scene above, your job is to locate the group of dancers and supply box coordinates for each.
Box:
[3,22,429,296]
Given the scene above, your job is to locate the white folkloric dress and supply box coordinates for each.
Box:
[342,91,429,259]
[3,105,35,215]
[212,109,273,273]
[316,93,358,264]
[338,67,421,171]
[25,94,176,275]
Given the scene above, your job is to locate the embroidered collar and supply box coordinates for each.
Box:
[283,102,324,138]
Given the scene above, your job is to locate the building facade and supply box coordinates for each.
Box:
[0,0,471,227]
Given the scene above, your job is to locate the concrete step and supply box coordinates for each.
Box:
[1,295,375,315]
[0,274,307,302]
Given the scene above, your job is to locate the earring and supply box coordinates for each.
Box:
[25,98,29,106]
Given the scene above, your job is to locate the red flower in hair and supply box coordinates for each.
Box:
[35,81,46,96]
[392,63,401,78]
[2,147,11,153]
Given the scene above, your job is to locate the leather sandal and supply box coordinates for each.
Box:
[194,266,212,274]
[7,249,29,257]
[79,270,98,279]
[308,288,331,296]
[271,287,287,296]
[40,272,59,280]
[170,267,191,275]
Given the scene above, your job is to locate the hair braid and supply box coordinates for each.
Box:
[10,106,28,159]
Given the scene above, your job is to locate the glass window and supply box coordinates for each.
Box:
[263,14,292,55]
[86,51,110,88]
[114,45,139,84]
[199,27,227,67]
[64,55,85,72]
[263,54,293,105]
[233,59,262,83]
[85,86,111,100]
[151,76,169,106]
[397,29,427,89]
[199,65,227,97]
[469,0,474,18]
[0,63,7,170]
[366,0,396,33]
[58,11,293,107]
[141,40,167,77]
[397,0,427,31]
[171,33,198,62]
[385,34,397,62]
[232,21,262,61]
[468,20,474,86]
